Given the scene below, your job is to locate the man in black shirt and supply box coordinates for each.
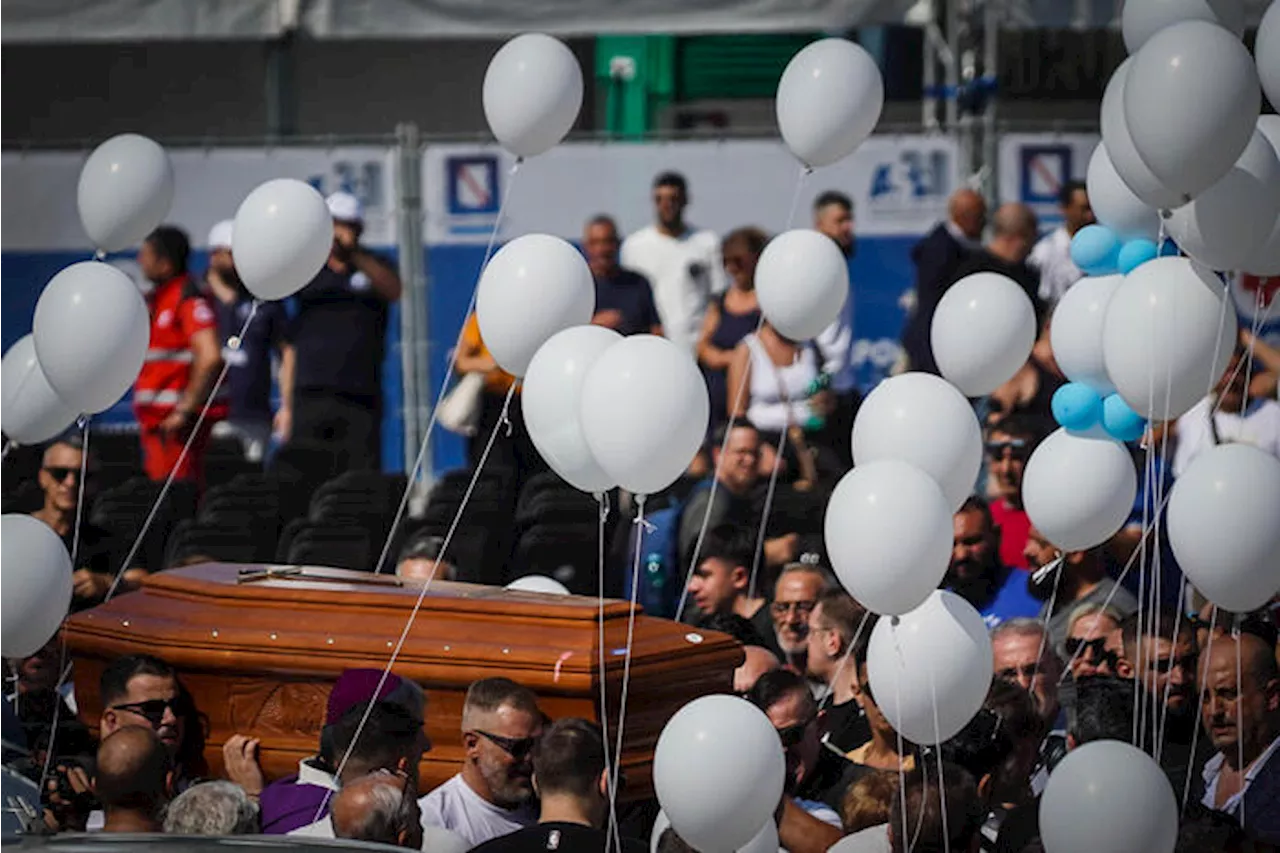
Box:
[950,202,1043,316]
[472,718,645,852]
[277,191,401,471]
[805,589,871,754]
[584,215,662,337]
[28,436,135,609]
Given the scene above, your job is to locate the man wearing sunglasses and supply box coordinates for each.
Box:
[471,718,646,852]
[420,677,543,846]
[29,437,139,608]
[99,655,190,767]
[1028,526,1136,653]
[984,414,1051,571]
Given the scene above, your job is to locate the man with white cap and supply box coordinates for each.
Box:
[276,192,401,470]
[204,219,289,463]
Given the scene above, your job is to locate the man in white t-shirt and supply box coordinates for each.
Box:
[1172,346,1280,477]
[1028,179,1094,304]
[419,677,543,846]
[620,171,726,354]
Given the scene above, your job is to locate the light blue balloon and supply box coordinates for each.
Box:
[1070,225,1121,276]
[1102,393,1147,443]
[1117,239,1157,274]
[1052,382,1103,432]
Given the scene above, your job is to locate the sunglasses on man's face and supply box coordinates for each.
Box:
[43,467,81,483]
[1064,636,1119,670]
[472,730,537,760]
[110,697,189,728]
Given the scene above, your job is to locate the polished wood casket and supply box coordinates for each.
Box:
[62,563,742,798]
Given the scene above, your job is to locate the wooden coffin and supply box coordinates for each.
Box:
[62,563,742,799]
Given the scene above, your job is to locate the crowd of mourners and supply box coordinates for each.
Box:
[4,168,1280,851]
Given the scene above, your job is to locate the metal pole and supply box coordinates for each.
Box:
[982,0,1000,207]
[922,0,939,131]
[395,122,425,481]
[944,0,961,132]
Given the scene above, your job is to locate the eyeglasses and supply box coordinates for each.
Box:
[110,697,189,728]
[996,663,1043,682]
[1064,636,1120,671]
[771,601,816,618]
[985,439,1031,461]
[43,466,81,483]
[472,730,537,760]
[777,719,814,749]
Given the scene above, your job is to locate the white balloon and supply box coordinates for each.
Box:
[482,33,583,159]
[1086,143,1161,242]
[1050,274,1124,394]
[1122,0,1245,53]
[866,590,993,745]
[477,234,595,377]
[1022,429,1138,552]
[650,811,776,853]
[1125,20,1260,201]
[504,575,570,595]
[1102,257,1235,419]
[522,326,620,493]
[1243,115,1280,276]
[1258,0,1280,111]
[654,695,785,853]
[851,373,981,511]
[32,262,149,414]
[1099,59,1185,211]
[1,336,78,444]
[1,514,73,659]
[776,38,884,168]
[1040,740,1178,853]
[579,335,709,496]
[1167,443,1280,612]
[754,229,849,340]
[1166,128,1280,271]
[77,133,174,252]
[824,460,953,616]
[931,272,1037,397]
[232,179,333,301]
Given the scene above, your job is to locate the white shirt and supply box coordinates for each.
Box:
[744,333,819,434]
[620,224,725,354]
[290,813,468,853]
[1172,396,1280,477]
[829,824,892,853]
[1029,226,1083,304]
[815,300,857,394]
[418,773,536,847]
[1201,734,1280,817]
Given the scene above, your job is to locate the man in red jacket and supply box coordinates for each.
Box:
[133,226,225,484]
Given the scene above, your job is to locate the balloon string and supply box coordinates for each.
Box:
[1133,428,1153,747]
[103,301,259,603]
[928,667,950,853]
[1234,615,1245,828]
[69,416,91,568]
[372,159,522,573]
[1205,278,1233,397]
[609,496,647,853]
[1155,584,1187,764]
[675,164,811,618]
[2,439,12,460]
[313,383,516,825]
[1212,292,1277,419]
[1181,606,1215,815]
[1239,284,1265,417]
[595,492,621,852]
[817,610,871,713]
[1029,555,1063,690]
[747,428,786,601]
[36,652,73,799]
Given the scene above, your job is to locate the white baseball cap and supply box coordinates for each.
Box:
[326,191,364,224]
[207,219,235,251]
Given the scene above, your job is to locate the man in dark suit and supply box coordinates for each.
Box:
[901,188,987,374]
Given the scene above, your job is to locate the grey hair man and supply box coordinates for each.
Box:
[990,618,1064,728]
[163,780,259,835]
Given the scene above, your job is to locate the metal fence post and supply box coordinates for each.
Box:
[394,122,427,488]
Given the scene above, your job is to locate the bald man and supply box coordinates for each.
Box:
[901,188,987,374]
[332,771,424,850]
[1199,633,1280,842]
[95,725,172,833]
[951,202,1042,309]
